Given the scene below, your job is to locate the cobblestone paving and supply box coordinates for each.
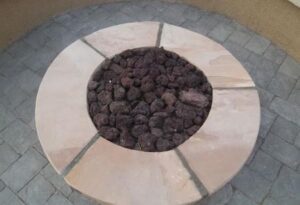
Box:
[0,1,300,204]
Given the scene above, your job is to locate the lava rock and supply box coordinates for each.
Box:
[179,89,209,108]
[113,86,126,100]
[138,133,156,151]
[149,116,164,128]
[109,101,130,114]
[116,114,133,130]
[151,128,163,138]
[131,125,149,138]
[127,86,141,101]
[144,92,157,104]
[93,113,109,128]
[99,126,119,140]
[161,92,177,106]
[88,81,99,90]
[87,91,97,103]
[132,101,150,116]
[156,138,171,151]
[120,77,133,88]
[150,99,165,113]
[134,114,148,125]
[98,90,112,105]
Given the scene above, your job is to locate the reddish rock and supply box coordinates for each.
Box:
[97,90,112,105]
[113,86,126,100]
[179,89,209,108]
[161,92,177,106]
[88,81,99,90]
[134,114,148,125]
[93,113,109,128]
[127,86,141,101]
[138,133,156,151]
[149,116,164,128]
[156,138,171,151]
[109,101,129,114]
[120,77,133,88]
[87,91,97,103]
[131,125,149,138]
[99,126,119,140]
[150,99,165,113]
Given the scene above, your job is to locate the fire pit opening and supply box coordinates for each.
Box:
[87,47,213,152]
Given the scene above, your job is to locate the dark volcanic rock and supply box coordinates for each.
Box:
[127,86,141,101]
[88,47,212,152]
[179,89,209,108]
[109,101,129,114]
[99,126,119,140]
[131,125,149,138]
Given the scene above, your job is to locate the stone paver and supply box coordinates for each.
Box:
[249,150,281,181]
[279,56,300,79]
[227,30,252,46]
[0,143,19,175]
[41,164,72,197]
[0,104,15,132]
[270,166,300,204]
[268,72,296,99]
[1,120,36,154]
[46,192,73,205]
[245,34,270,55]
[263,44,286,65]
[0,187,24,205]
[262,133,300,169]
[208,22,234,42]
[0,1,300,205]
[227,191,257,205]
[19,174,55,205]
[0,148,47,192]
[270,116,300,143]
[270,97,300,126]
[231,167,271,203]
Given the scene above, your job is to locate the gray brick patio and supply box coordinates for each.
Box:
[0,1,300,204]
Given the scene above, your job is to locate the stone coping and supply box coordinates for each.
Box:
[35,22,260,204]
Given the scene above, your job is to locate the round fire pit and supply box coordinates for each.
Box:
[35,22,260,204]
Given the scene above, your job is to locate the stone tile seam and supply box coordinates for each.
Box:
[80,39,107,59]
[61,132,100,176]
[174,148,209,198]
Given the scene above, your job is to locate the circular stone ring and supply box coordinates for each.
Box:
[35,22,260,205]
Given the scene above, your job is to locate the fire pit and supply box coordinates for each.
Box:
[35,22,260,204]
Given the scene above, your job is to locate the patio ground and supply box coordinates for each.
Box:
[0,1,300,205]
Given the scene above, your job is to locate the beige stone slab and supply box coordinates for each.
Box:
[160,23,255,89]
[178,89,260,194]
[84,22,160,58]
[65,138,202,205]
[35,40,104,174]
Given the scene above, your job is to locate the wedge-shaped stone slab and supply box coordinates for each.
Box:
[160,23,254,88]
[178,89,260,193]
[65,138,202,205]
[84,22,160,57]
[35,40,104,174]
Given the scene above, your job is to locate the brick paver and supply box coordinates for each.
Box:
[0,1,300,204]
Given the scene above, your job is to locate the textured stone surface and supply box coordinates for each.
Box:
[19,174,55,205]
[0,1,299,205]
[0,148,47,192]
[231,167,271,203]
[262,133,300,169]
[0,188,24,205]
[0,143,19,175]
[270,167,300,204]
[249,150,281,181]
[66,139,201,205]
[35,40,103,173]
[270,116,300,143]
